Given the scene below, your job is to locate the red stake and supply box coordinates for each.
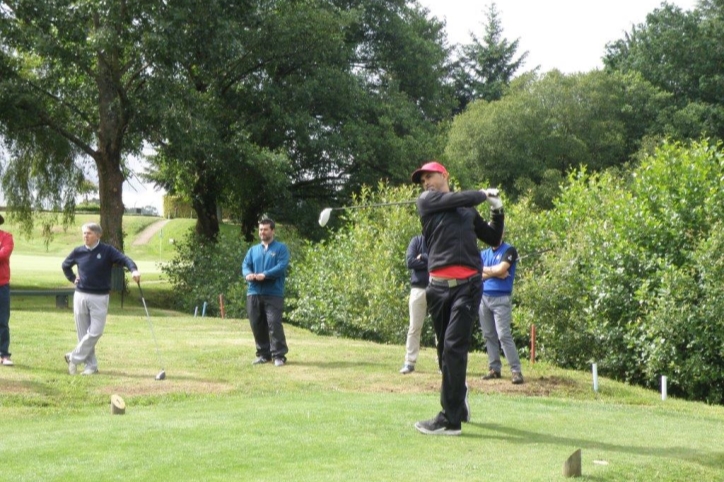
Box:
[219,294,226,319]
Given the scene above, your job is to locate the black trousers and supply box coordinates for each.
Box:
[426,280,482,426]
[247,295,288,360]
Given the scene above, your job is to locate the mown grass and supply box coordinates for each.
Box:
[2,301,723,482]
[1,214,723,481]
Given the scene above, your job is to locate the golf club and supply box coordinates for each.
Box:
[318,200,417,227]
[137,281,166,380]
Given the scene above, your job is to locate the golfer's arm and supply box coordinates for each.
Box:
[417,190,486,216]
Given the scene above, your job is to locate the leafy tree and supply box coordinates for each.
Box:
[451,2,528,112]
[144,0,453,241]
[0,0,156,250]
[444,69,671,207]
[604,2,724,140]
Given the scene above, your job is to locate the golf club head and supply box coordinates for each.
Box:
[318,208,332,227]
[155,370,166,380]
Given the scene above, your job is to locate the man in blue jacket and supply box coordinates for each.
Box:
[479,237,524,385]
[242,218,290,367]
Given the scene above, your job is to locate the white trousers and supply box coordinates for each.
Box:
[69,292,109,371]
[404,287,427,366]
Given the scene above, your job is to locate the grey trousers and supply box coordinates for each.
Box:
[247,295,288,360]
[479,295,521,373]
[69,292,109,371]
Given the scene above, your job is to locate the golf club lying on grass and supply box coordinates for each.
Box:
[318,200,417,227]
[137,281,166,380]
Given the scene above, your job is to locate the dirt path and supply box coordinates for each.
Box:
[133,219,171,246]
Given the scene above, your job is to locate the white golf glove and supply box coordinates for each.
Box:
[484,189,503,210]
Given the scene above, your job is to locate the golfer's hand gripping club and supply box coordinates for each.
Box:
[484,188,503,211]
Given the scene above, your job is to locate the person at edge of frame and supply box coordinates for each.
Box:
[0,213,15,366]
[479,234,524,385]
[242,217,290,367]
[410,161,504,436]
[399,233,429,375]
[62,222,141,376]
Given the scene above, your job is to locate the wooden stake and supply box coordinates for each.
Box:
[111,394,126,415]
[563,449,582,477]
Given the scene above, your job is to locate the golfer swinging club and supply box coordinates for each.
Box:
[411,161,503,435]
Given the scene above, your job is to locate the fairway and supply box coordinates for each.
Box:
[1,307,723,482]
[11,254,163,275]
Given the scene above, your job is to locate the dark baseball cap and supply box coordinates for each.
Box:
[411,161,448,184]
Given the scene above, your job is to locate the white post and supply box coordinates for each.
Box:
[661,376,668,400]
[194,306,198,317]
[592,363,599,392]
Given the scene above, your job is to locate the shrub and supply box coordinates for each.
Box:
[515,139,724,403]
[162,229,250,318]
[287,183,436,344]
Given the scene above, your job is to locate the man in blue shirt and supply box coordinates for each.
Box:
[242,218,290,367]
[62,222,140,375]
[479,237,524,384]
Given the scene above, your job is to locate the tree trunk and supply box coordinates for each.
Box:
[241,203,264,242]
[97,157,126,251]
[191,166,220,242]
[95,19,130,252]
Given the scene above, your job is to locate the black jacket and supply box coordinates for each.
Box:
[416,190,504,273]
[406,235,429,288]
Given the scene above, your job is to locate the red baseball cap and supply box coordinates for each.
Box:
[411,161,448,183]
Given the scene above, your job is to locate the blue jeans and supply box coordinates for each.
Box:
[0,284,10,357]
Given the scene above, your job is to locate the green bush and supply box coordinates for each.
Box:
[287,183,436,344]
[162,229,250,318]
[515,140,724,404]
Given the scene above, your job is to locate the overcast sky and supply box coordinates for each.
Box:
[419,0,699,73]
[125,0,701,214]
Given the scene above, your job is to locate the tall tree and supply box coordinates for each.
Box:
[144,0,453,241]
[604,2,724,140]
[0,0,153,250]
[444,70,670,207]
[451,2,528,113]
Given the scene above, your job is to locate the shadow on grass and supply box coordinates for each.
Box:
[471,422,724,470]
